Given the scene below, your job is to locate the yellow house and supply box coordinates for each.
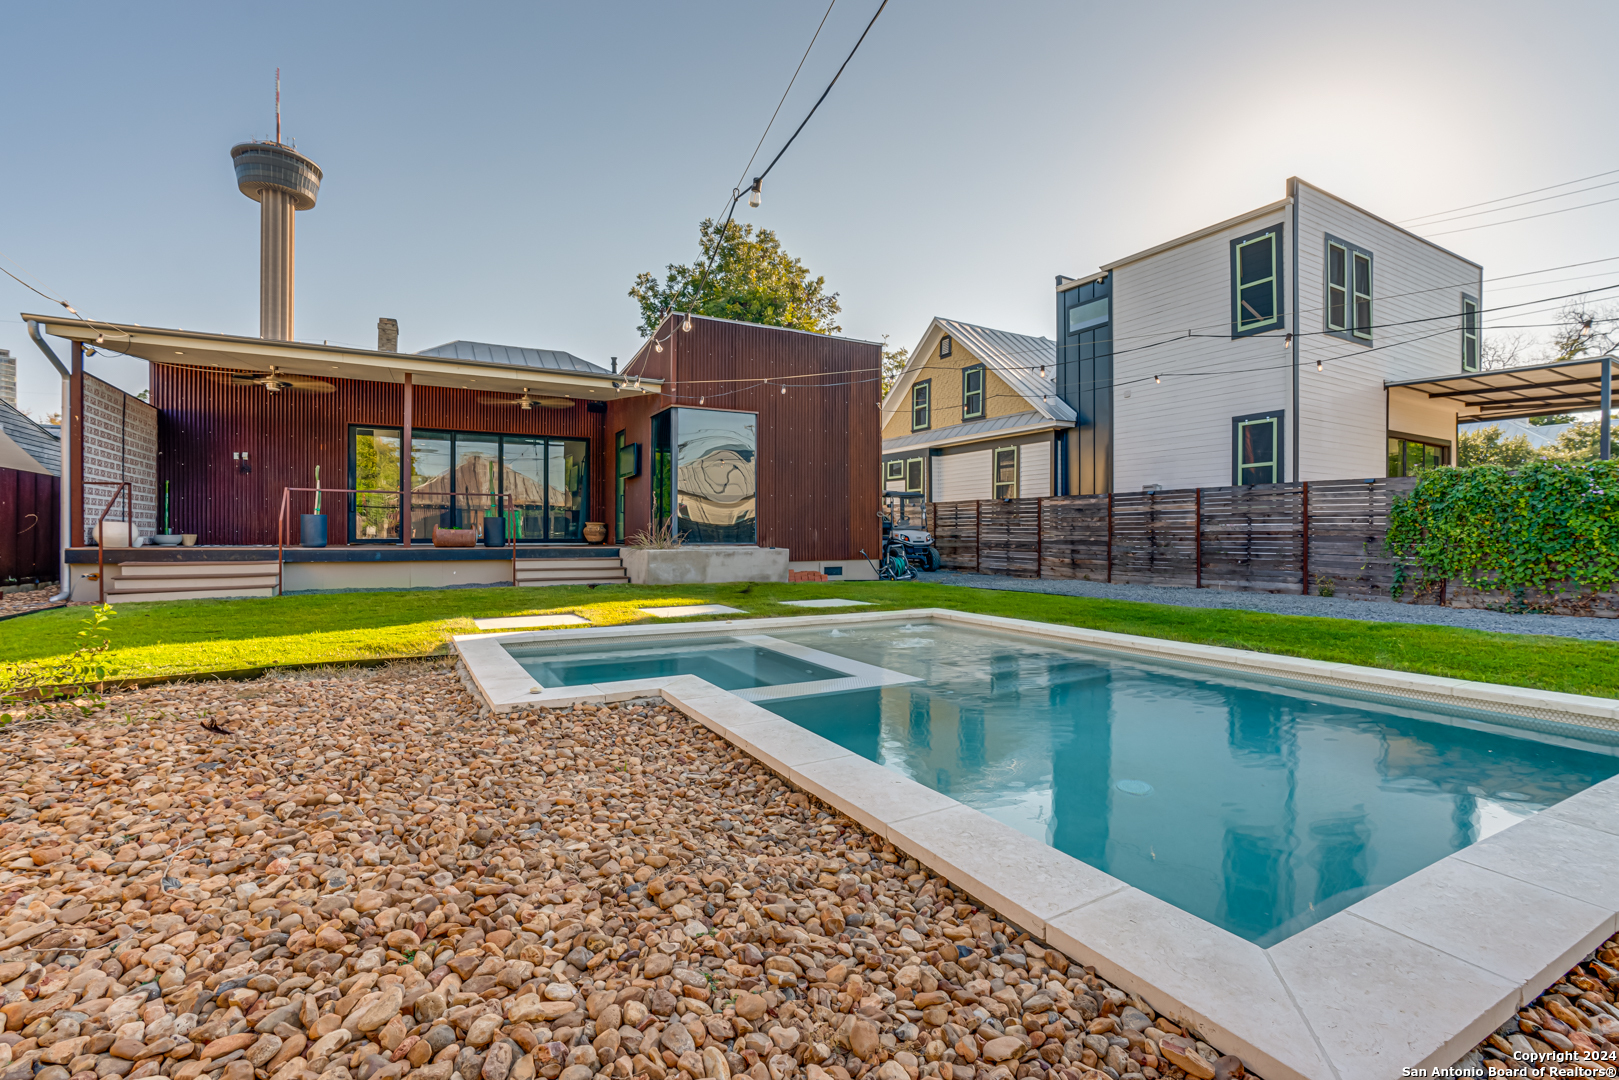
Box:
[880,318,1068,502]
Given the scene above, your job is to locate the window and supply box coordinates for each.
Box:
[1462,295,1480,372]
[1068,297,1109,334]
[993,446,1018,499]
[940,335,952,359]
[653,407,758,543]
[912,380,931,431]
[885,459,905,483]
[906,457,924,492]
[1324,235,1372,342]
[963,365,985,419]
[1231,226,1284,337]
[1231,411,1284,485]
[1388,436,1448,477]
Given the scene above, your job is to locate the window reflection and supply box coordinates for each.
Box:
[673,408,756,544]
[352,427,401,540]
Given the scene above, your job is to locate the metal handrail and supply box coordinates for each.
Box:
[84,481,133,605]
[276,486,518,596]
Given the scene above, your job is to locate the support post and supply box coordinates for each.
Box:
[1195,488,1202,588]
[71,341,84,548]
[401,373,413,545]
[975,501,982,574]
[1602,357,1612,461]
[1035,498,1044,579]
[1106,492,1114,583]
[1301,481,1311,595]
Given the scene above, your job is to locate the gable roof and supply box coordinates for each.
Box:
[0,398,60,476]
[416,340,611,376]
[882,317,1072,425]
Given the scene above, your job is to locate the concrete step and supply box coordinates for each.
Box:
[118,561,280,577]
[107,587,276,603]
[517,566,627,581]
[112,575,281,593]
[514,558,625,571]
[515,578,628,587]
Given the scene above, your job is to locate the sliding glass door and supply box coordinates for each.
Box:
[350,427,589,543]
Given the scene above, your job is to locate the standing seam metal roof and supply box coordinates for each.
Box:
[0,398,61,476]
[416,340,612,376]
[917,319,1072,423]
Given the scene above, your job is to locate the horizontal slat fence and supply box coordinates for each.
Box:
[928,477,1426,601]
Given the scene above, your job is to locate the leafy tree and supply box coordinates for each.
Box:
[629,219,841,339]
[1529,414,1577,425]
[1457,426,1537,468]
[1544,422,1603,462]
[880,336,909,397]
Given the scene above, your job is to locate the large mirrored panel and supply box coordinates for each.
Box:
[674,408,756,544]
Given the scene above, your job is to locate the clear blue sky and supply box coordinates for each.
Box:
[5,0,1618,418]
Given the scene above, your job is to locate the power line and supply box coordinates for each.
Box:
[1400,166,1619,225]
[1402,178,1619,229]
[1422,195,1619,237]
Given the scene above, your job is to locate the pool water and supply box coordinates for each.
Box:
[508,641,846,692]
[756,623,1619,945]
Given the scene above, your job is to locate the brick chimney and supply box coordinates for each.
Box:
[377,318,399,352]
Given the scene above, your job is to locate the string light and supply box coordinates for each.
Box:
[655,341,663,353]
[1317,358,1323,371]
[682,314,693,332]
[1154,374,1160,384]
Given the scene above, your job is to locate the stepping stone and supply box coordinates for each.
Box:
[473,614,590,630]
[777,599,872,608]
[639,604,744,618]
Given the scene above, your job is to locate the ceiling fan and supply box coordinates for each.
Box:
[219,366,335,394]
[477,388,572,410]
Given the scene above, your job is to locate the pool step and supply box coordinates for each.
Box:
[515,557,628,587]
[107,561,280,603]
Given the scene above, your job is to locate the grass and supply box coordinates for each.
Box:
[3,580,1618,697]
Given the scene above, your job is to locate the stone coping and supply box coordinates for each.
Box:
[453,608,1619,1079]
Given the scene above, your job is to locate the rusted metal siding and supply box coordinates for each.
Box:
[608,316,880,562]
[151,364,604,545]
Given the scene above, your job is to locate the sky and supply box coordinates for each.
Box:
[4,0,1619,420]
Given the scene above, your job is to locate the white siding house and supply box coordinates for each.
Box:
[1056,179,1486,492]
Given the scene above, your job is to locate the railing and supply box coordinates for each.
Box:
[85,481,133,605]
[277,487,518,596]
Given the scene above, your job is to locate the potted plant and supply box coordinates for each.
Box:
[482,461,506,547]
[301,466,328,548]
[153,481,183,546]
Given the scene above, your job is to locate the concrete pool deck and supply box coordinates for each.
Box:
[453,608,1619,1080]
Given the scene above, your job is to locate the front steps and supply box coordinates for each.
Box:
[107,561,280,603]
[515,557,628,587]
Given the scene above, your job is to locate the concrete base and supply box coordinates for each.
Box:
[622,545,788,585]
[788,558,878,581]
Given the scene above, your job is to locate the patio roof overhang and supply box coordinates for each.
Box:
[1386,356,1613,423]
[24,314,662,401]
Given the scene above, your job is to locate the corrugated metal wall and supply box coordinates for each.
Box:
[152,365,605,545]
[606,316,881,562]
[0,467,59,584]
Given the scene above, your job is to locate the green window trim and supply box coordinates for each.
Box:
[962,364,985,420]
[1461,294,1480,372]
[1323,234,1373,344]
[1230,225,1285,338]
[912,379,932,431]
[992,445,1018,500]
[1231,410,1284,485]
[885,459,905,482]
[906,457,925,493]
[940,335,953,359]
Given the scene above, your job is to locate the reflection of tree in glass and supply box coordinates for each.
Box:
[353,431,400,539]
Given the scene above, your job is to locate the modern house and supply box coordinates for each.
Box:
[20,131,879,602]
[880,318,1067,502]
[1052,178,1493,493]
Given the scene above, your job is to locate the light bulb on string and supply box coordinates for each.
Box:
[1040,364,1046,378]
[749,178,762,208]
[1317,358,1323,372]
[1154,374,1161,384]
[781,385,787,395]
[682,315,692,333]
[655,340,663,353]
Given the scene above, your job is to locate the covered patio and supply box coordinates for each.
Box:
[1387,355,1615,459]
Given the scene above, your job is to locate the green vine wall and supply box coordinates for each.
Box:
[1385,461,1619,599]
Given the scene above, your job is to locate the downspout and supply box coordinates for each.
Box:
[1290,181,1301,482]
[26,320,73,602]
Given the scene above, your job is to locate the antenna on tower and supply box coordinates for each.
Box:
[275,68,281,145]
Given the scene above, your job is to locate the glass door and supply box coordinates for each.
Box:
[457,433,501,529]
[504,436,548,541]
[351,427,401,541]
[548,439,587,540]
[410,431,454,541]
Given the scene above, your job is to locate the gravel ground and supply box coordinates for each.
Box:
[0,591,63,622]
[0,662,1249,1080]
[916,572,1619,642]
[1462,938,1619,1074]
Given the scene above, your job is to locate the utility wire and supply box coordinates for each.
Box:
[1402,178,1619,229]
[1422,195,1619,237]
[1400,166,1619,225]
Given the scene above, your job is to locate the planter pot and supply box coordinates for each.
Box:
[152,534,183,547]
[482,517,506,548]
[300,514,329,548]
[433,526,477,548]
[621,545,789,585]
[583,522,607,544]
[181,534,198,547]
[92,521,137,548]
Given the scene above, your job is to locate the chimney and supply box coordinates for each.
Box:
[378,318,399,352]
[0,349,15,408]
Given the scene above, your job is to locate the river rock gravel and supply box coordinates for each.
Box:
[1462,930,1619,1076]
[0,661,1242,1080]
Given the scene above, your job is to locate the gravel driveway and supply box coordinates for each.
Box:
[916,570,1619,642]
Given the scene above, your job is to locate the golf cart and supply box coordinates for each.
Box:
[881,491,941,572]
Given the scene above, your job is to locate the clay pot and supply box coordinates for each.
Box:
[583,522,607,544]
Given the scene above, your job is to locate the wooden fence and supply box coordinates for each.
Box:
[929,477,1418,598]
[0,467,60,586]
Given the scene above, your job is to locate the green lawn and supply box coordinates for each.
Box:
[3,581,1617,697]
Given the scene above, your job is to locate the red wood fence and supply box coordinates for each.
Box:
[0,467,60,586]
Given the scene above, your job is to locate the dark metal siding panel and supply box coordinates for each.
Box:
[151,364,601,545]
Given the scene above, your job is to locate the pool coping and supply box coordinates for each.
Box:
[451,608,1619,1080]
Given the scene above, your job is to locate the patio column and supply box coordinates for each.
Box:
[1601,357,1612,462]
[402,373,412,546]
[71,340,83,546]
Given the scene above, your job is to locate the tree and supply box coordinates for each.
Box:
[629,219,841,339]
[880,336,909,398]
[1457,426,1537,468]
[1543,422,1603,462]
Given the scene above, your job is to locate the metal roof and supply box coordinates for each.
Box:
[0,398,60,476]
[882,410,1067,453]
[885,318,1070,424]
[1387,357,1613,422]
[416,340,611,376]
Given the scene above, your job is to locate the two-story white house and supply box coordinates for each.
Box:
[1054,177,1486,492]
